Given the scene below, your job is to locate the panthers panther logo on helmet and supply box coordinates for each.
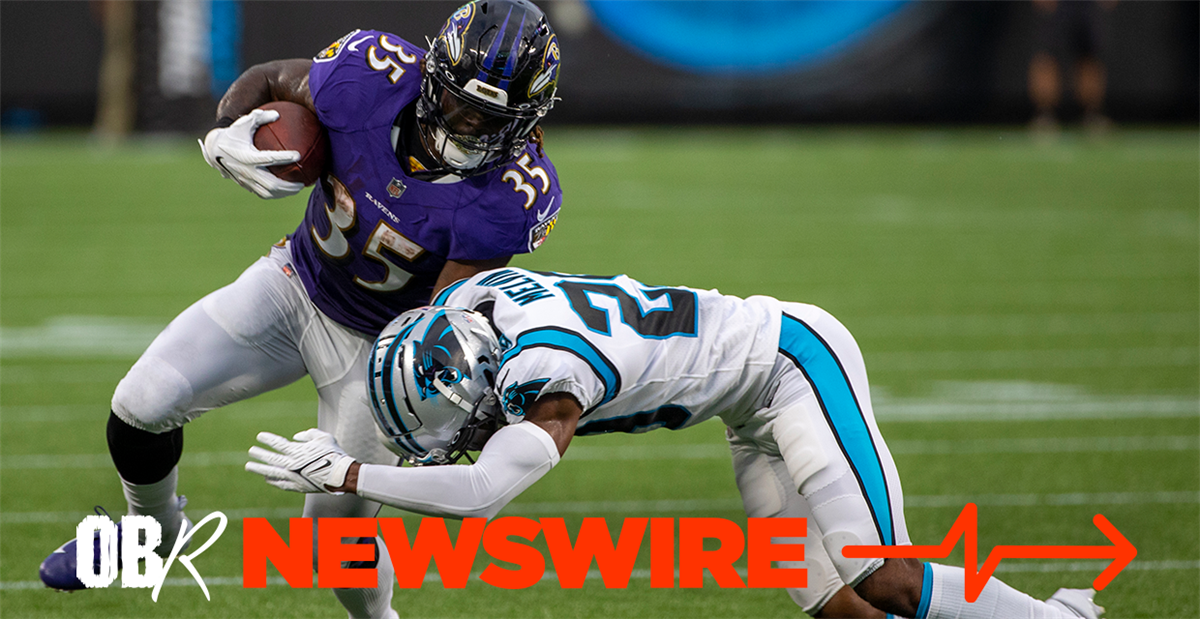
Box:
[410,312,472,402]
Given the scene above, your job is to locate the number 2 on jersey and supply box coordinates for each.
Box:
[557,280,697,339]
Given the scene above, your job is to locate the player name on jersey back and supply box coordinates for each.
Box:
[440,269,784,434]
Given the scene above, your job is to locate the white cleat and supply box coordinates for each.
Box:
[1047,587,1105,619]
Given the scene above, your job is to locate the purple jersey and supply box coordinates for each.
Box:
[289,29,562,335]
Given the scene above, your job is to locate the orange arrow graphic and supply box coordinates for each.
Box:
[842,503,1136,602]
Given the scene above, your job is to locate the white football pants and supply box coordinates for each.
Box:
[726,301,908,615]
[111,242,399,618]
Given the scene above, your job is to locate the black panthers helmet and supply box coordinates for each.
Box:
[417,0,560,177]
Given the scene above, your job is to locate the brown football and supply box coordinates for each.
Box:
[252,101,329,186]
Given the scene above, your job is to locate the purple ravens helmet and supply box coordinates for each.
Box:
[417,0,560,176]
[368,306,502,465]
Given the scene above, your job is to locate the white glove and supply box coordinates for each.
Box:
[198,108,305,199]
[246,429,356,494]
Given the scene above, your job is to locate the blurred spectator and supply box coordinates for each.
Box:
[93,0,136,140]
[1028,0,1116,138]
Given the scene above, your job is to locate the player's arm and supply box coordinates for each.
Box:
[523,392,582,456]
[215,59,315,120]
[349,393,578,518]
[432,256,512,299]
[198,59,314,199]
[246,394,580,519]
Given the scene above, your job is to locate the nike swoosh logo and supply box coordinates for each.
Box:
[214,157,254,191]
[347,35,373,52]
[536,197,557,221]
[308,459,332,474]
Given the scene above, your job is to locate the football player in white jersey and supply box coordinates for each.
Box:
[248,268,1105,619]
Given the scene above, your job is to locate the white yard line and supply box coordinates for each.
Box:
[886,435,1199,454]
[867,347,1198,372]
[903,491,1199,508]
[9,434,1200,470]
[846,311,1197,338]
[872,398,1199,421]
[4,435,1195,470]
[0,317,166,359]
[4,394,1195,424]
[4,491,1196,525]
[2,315,1197,366]
[0,401,308,423]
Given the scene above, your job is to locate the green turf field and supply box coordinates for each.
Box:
[1,127,1197,618]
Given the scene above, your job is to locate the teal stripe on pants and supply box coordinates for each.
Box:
[778,312,894,545]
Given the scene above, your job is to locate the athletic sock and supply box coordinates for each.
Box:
[120,466,184,556]
[923,563,1077,619]
[333,535,398,619]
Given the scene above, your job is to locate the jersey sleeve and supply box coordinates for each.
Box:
[309,29,424,132]
[448,149,563,261]
[356,422,559,519]
[496,345,604,426]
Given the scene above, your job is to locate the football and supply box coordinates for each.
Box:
[253,100,329,186]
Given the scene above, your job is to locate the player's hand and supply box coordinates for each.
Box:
[246,429,357,494]
[198,109,305,200]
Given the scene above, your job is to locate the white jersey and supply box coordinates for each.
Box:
[436,269,783,435]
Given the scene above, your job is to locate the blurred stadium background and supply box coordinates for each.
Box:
[1,1,1197,618]
[2,1,1198,130]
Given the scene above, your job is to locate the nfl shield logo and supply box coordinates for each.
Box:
[386,178,406,199]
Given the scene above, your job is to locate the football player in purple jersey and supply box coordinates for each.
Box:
[40,2,560,617]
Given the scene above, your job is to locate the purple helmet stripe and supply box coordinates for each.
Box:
[477,6,514,82]
[497,12,526,91]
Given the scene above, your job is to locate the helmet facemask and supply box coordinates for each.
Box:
[441,393,502,464]
[416,74,540,175]
[415,0,559,177]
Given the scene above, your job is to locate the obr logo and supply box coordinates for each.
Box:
[75,511,228,601]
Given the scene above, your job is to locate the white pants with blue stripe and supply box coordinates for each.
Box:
[727,301,908,614]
